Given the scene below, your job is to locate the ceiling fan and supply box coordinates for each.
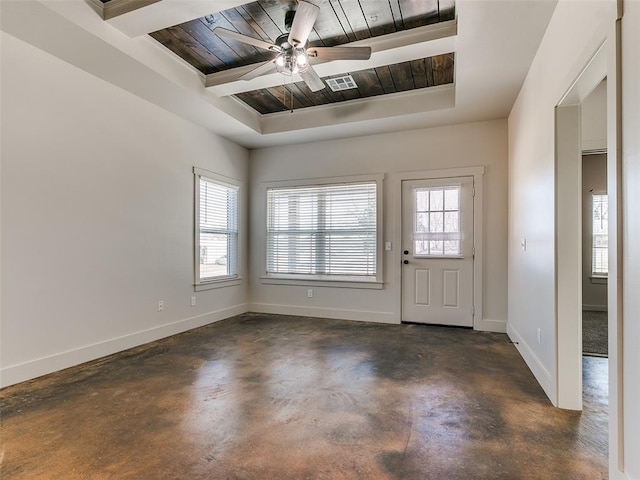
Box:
[212,1,372,92]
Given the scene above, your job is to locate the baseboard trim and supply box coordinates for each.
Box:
[507,322,555,405]
[582,304,608,312]
[249,303,399,324]
[0,304,249,388]
[475,318,507,333]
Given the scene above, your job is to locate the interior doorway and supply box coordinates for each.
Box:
[555,44,609,410]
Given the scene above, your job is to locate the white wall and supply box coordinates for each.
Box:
[621,1,640,477]
[507,0,613,403]
[582,154,607,310]
[509,0,640,477]
[249,120,508,331]
[0,33,250,387]
[582,79,607,151]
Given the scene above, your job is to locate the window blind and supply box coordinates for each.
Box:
[198,176,238,281]
[592,194,608,276]
[266,182,377,278]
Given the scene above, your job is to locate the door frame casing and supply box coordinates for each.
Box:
[393,166,486,330]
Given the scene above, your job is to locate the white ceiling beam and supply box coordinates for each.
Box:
[105,0,248,38]
[260,84,455,134]
[205,20,457,96]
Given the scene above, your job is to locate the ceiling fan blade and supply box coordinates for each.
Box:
[287,1,320,47]
[213,27,280,52]
[300,65,325,92]
[308,46,372,61]
[239,60,278,81]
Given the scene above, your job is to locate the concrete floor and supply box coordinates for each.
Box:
[0,313,608,479]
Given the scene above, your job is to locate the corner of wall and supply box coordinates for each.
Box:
[506,322,556,405]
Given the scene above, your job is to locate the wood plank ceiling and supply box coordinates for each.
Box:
[237,53,454,114]
[147,0,456,114]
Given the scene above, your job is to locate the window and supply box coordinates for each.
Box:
[194,167,239,289]
[592,193,608,276]
[265,176,382,284]
[413,185,461,257]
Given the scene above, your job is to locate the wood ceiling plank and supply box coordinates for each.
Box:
[266,85,293,110]
[399,0,439,30]
[410,58,429,89]
[326,1,358,43]
[177,20,238,69]
[312,4,350,47]
[388,0,405,31]
[205,12,267,64]
[191,18,254,68]
[149,28,220,74]
[236,89,288,114]
[220,8,273,61]
[424,56,436,87]
[295,82,337,106]
[234,6,274,44]
[335,0,371,41]
[319,81,348,102]
[374,66,398,94]
[234,92,271,114]
[240,3,284,43]
[285,82,316,108]
[358,0,397,37]
[350,69,385,98]
[431,53,454,85]
[388,61,415,92]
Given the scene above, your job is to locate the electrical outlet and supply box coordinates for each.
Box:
[307,289,313,298]
[537,328,541,344]
[521,238,527,252]
[385,241,392,251]
[158,300,164,312]
[190,296,196,307]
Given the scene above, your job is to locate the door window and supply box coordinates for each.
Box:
[413,185,461,257]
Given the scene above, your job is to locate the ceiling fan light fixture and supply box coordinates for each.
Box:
[296,51,308,67]
[275,48,310,76]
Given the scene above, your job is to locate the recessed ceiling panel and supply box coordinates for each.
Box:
[235,53,455,114]
[149,0,455,75]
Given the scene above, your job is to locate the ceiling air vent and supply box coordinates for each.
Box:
[326,75,358,92]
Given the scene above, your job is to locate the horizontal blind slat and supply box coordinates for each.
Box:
[199,176,238,280]
[266,181,377,277]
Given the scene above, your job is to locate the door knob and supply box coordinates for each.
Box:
[403,250,409,255]
[403,260,409,265]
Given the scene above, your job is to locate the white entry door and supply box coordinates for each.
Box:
[401,177,474,327]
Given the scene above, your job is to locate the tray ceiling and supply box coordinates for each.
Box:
[147,0,456,114]
[236,53,454,114]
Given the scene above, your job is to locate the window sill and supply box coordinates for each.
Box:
[194,277,243,291]
[590,276,608,284]
[261,276,384,290]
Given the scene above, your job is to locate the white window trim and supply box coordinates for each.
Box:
[261,174,384,288]
[193,167,243,291]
